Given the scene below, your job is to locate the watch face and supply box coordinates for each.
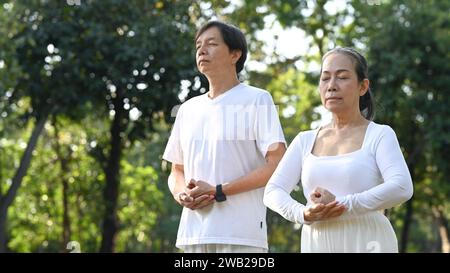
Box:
[215,194,226,202]
[215,184,226,202]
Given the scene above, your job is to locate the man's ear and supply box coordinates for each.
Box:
[360,79,370,96]
[231,50,242,65]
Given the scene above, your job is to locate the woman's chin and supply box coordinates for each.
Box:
[325,105,343,113]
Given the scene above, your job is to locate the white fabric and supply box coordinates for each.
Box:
[182,244,268,253]
[264,121,413,252]
[301,211,398,252]
[163,83,286,250]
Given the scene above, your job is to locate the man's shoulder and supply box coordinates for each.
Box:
[170,94,207,118]
[239,84,270,96]
[234,84,275,105]
[180,93,207,108]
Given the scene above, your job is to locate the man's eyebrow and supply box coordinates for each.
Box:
[196,37,217,45]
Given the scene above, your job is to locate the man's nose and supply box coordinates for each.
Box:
[197,45,206,56]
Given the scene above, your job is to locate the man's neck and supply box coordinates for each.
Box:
[206,75,240,99]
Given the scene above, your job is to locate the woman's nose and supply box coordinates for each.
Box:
[327,77,338,92]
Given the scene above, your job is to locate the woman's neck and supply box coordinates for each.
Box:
[329,112,367,129]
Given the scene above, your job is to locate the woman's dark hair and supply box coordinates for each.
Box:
[322,47,375,120]
[195,21,248,74]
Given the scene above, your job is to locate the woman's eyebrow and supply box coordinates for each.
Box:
[322,69,351,74]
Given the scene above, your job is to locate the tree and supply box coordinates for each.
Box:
[66,0,201,252]
[200,0,450,252]
[1,0,204,252]
[0,0,93,251]
[351,0,450,252]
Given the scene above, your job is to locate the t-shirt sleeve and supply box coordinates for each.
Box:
[162,105,184,165]
[336,125,413,215]
[263,133,309,224]
[254,92,286,157]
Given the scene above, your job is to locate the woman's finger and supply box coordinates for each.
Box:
[324,205,346,218]
[310,203,325,213]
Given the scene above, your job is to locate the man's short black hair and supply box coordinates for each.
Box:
[195,21,248,74]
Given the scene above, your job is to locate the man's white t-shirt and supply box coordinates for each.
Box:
[163,83,286,249]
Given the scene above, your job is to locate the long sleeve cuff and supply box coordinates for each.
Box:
[299,205,313,225]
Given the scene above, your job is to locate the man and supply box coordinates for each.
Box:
[162,21,286,253]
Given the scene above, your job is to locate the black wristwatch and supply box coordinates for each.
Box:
[215,184,227,202]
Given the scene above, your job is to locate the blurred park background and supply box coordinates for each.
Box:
[0,0,449,253]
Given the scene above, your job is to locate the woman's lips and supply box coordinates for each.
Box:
[326,97,342,102]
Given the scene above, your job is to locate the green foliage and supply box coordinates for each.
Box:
[6,119,103,252]
[266,68,321,142]
[115,161,163,252]
[3,117,168,252]
[349,0,450,252]
[1,0,448,253]
[219,0,450,252]
[1,0,204,252]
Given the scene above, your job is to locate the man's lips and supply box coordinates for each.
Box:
[198,60,210,65]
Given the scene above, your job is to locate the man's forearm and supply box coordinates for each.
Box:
[168,164,186,198]
[222,161,279,196]
[222,143,286,196]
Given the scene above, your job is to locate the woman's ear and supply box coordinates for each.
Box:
[360,79,370,96]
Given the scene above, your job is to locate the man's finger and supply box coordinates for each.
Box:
[185,197,203,210]
[187,187,199,197]
[192,196,215,209]
[193,195,210,203]
[191,195,214,209]
[180,193,194,203]
[187,179,196,189]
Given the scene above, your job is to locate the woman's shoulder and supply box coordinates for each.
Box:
[368,121,397,137]
[290,128,318,148]
[297,128,318,139]
[365,121,399,150]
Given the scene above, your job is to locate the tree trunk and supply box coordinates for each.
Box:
[399,197,413,253]
[52,118,72,251]
[0,113,48,252]
[100,98,124,253]
[432,206,450,253]
[61,174,71,251]
[399,129,420,253]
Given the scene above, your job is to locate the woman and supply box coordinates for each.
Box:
[263,47,413,252]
